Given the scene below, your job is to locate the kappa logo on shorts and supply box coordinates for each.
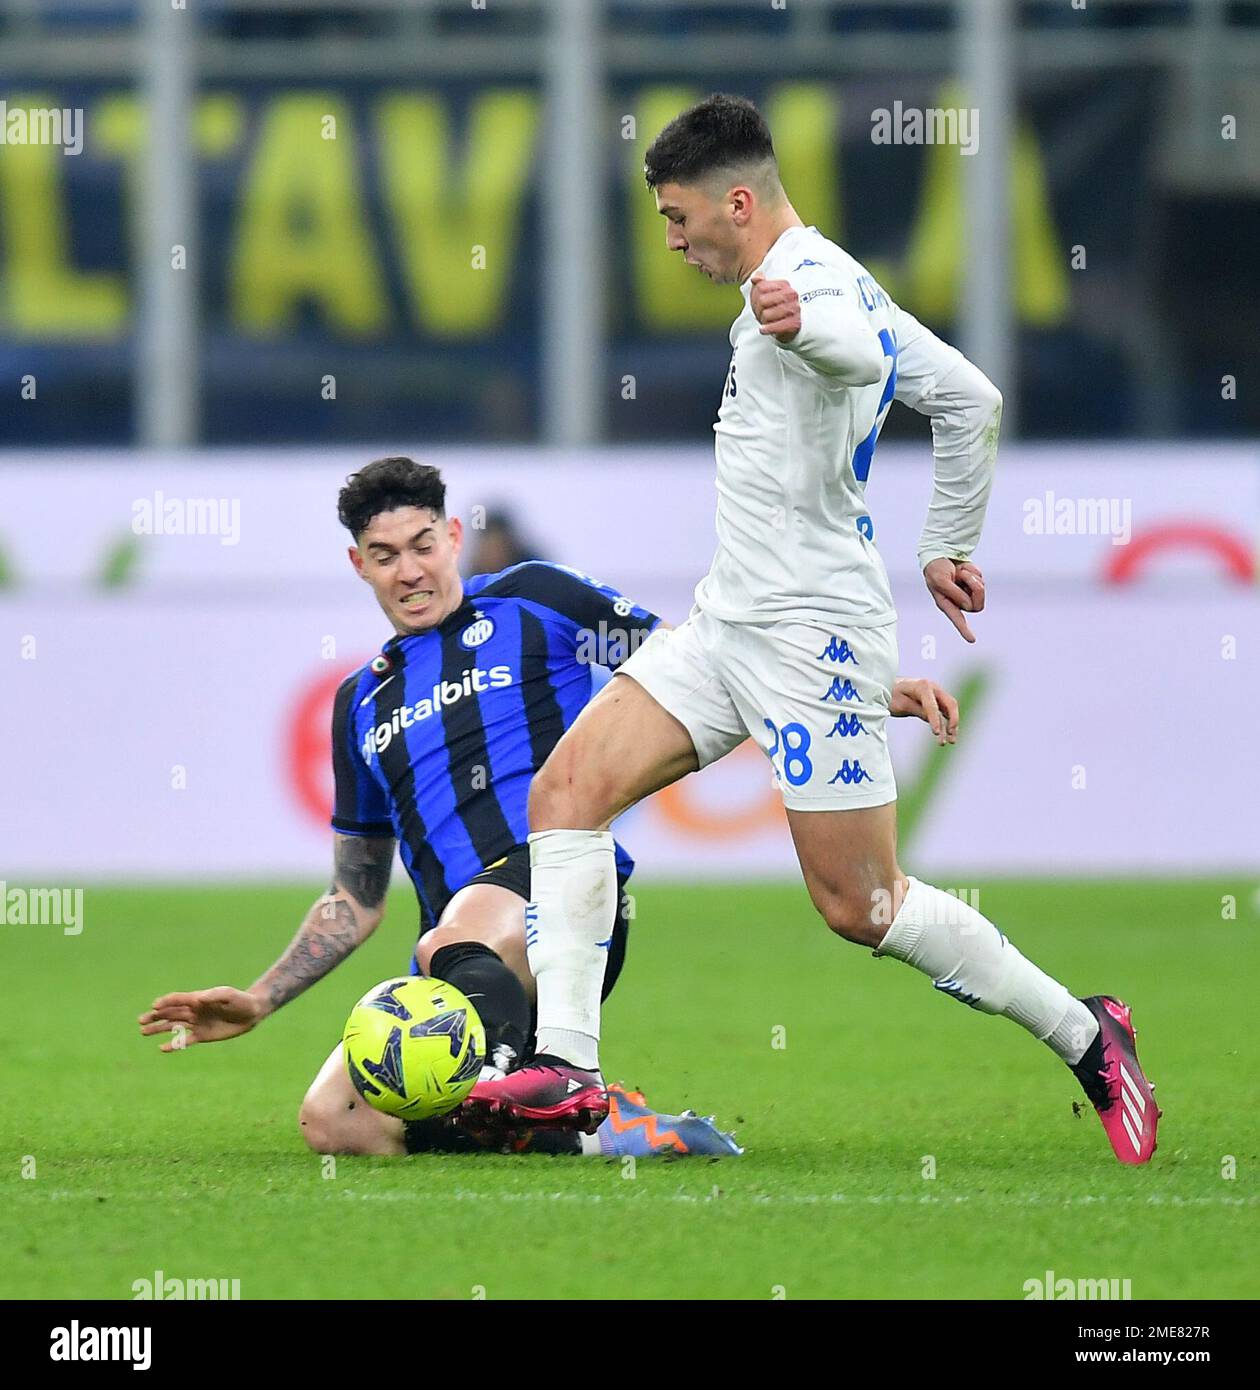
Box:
[826,713,869,738]
[829,759,874,785]
[822,676,861,703]
[816,636,859,665]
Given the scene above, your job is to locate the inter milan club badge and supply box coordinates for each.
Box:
[369,653,392,675]
[460,612,495,650]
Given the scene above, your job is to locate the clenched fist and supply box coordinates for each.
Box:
[750,273,801,343]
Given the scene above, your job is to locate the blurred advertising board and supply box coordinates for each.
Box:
[2,447,1256,880]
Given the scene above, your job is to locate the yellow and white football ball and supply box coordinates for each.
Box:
[342,976,486,1121]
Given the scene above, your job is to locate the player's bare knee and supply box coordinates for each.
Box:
[414,934,436,975]
[528,750,603,830]
[298,1095,349,1154]
[418,917,516,975]
[819,892,886,947]
[816,871,903,948]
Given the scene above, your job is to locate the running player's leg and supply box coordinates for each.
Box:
[470,617,747,1126]
[788,801,1094,1057]
[785,798,1163,1159]
[751,617,1156,1159]
[730,615,1100,1061]
[528,665,703,832]
[443,871,740,1156]
[522,664,712,1079]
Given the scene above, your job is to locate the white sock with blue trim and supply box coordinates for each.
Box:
[527,828,615,1072]
[875,877,1098,1064]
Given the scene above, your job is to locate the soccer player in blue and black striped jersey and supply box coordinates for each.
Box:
[139,456,747,1158]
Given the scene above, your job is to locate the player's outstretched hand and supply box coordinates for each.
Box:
[891,677,959,745]
[138,987,264,1051]
[749,273,801,342]
[923,557,985,643]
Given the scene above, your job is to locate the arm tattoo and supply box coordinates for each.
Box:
[260,897,361,1012]
[331,834,395,911]
[252,835,394,1012]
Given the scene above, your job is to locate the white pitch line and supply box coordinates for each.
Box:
[16,1189,1259,1209]
[319,1190,1260,1209]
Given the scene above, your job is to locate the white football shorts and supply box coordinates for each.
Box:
[618,606,898,811]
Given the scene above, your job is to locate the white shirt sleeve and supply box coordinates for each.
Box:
[769,268,885,386]
[893,305,1003,573]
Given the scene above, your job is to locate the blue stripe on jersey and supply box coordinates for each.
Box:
[395,819,439,935]
[392,648,485,901]
[501,596,636,881]
[514,597,596,732]
[331,666,393,834]
[513,603,572,844]
[479,605,536,849]
[434,609,518,869]
[378,647,472,922]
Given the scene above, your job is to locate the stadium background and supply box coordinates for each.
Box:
[2,0,1258,1305]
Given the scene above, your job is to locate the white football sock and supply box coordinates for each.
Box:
[527,828,615,1072]
[875,877,1098,1064]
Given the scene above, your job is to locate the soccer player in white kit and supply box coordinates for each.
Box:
[469,95,1160,1164]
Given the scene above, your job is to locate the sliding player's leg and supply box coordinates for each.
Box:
[298,877,536,1157]
[300,868,741,1157]
[298,1040,512,1157]
[299,1041,407,1156]
[419,869,739,1155]
[467,618,748,1130]
[417,877,536,1076]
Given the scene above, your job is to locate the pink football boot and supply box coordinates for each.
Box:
[462,1054,609,1134]
[1071,996,1161,1164]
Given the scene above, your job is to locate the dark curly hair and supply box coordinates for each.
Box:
[644,93,778,191]
[337,456,446,539]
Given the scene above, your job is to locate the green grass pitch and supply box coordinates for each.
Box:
[2,879,1257,1300]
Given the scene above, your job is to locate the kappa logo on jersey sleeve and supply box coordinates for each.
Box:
[793,258,823,270]
[855,273,890,311]
[361,665,513,759]
[826,713,869,738]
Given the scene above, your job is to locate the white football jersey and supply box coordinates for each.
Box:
[694,224,1002,626]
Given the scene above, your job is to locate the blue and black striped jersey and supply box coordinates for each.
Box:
[331,561,660,929]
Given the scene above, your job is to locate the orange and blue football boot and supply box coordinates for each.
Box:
[595,1084,743,1158]
[454,1084,742,1157]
